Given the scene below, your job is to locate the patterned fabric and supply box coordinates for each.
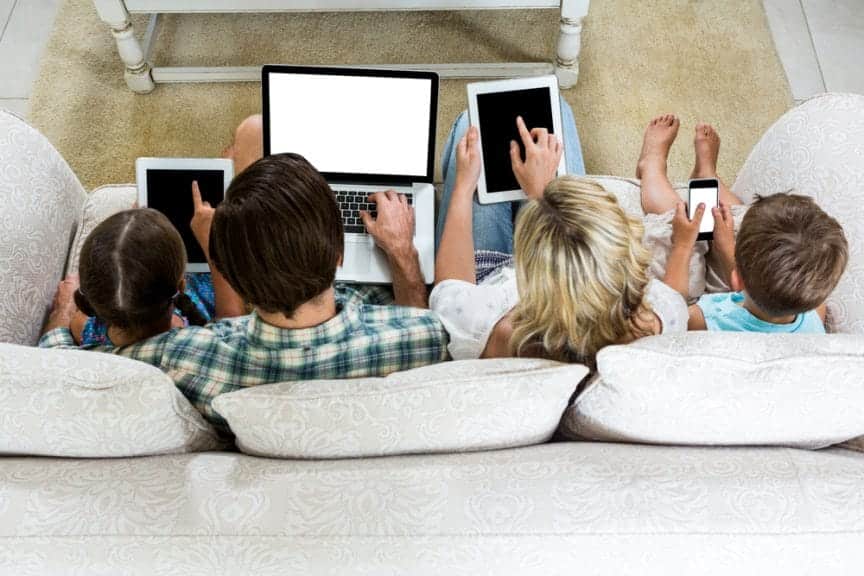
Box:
[80,273,216,346]
[1,444,863,575]
[40,285,448,433]
[696,291,825,333]
[562,332,864,448]
[0,343,220,457]
[0,110,86,345]
[212,359,586,459]
[474,250,513,283]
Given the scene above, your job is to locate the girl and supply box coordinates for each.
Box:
[431,114,702,364]
[71,208,211,347]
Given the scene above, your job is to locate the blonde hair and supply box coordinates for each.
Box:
[510,176,654,363]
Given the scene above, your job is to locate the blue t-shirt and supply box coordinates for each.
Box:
[696,291,825,334]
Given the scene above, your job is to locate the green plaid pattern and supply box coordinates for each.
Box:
[40,285,448,433]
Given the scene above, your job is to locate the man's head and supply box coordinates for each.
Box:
[209,153,343,318]
[733,193,848,316]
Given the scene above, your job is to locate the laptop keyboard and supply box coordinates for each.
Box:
[334,189,413,234]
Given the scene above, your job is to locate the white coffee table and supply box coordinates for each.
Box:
[92,0,590,94]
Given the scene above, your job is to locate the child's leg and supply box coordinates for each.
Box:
[637,115,681,215]
[224,115,264,175]
[691,123,742,206]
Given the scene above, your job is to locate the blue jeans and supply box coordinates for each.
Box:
[435,101,586,254]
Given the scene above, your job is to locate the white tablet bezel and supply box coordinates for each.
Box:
[467,75,567,204]
[136,157,234,273]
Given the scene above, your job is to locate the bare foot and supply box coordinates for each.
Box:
[636,114,679,179]
[691,123,720,179]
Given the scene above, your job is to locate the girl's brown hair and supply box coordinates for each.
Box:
[75,209,206,333]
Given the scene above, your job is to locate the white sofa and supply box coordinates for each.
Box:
[2,94,864,574]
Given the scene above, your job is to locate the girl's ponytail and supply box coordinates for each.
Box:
[174,292,208,327]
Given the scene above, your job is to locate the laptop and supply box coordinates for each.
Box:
[262,65,438,284]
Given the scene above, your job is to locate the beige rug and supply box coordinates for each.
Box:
[30,0,791,191]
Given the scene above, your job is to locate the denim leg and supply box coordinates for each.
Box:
[560,99,586,176]
[436,111,515,254]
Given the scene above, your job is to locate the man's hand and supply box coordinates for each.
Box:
[360,191,416,261]
[43,275,80,335]
[510,116,563,199]
[454,126,482,194]
[710,203,736,277]
[671,201,704,251]
[190,181,215,258]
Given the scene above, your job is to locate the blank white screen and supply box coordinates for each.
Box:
[268,73,432,177]
[690,187,718,233]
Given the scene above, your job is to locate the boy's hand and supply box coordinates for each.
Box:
[361,191,417,262]
[671,201,704,250]
[190,181,215,258]
[710,203,736,273]
[510,116,562,200]
[454,126,482,195]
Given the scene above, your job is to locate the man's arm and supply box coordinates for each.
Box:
[361,191,427,308]
[191,182,247,319]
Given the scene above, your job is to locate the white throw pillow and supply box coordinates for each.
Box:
[561,333,864,449]
[213,359,586,459]
[0,344,222,457]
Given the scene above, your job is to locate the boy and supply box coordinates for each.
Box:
[689,193,848,333]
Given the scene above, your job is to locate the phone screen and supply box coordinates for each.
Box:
[689,185,718,234]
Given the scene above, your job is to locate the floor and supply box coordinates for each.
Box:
[0,0,861,120]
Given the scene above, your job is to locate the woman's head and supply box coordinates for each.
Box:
[76,208,200,334]
[510,176,653,362]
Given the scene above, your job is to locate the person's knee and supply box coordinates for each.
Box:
[235,114,263,144]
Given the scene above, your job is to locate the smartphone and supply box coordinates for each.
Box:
[688,178,719,241]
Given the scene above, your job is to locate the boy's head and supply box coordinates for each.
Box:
[734,193,848,316]
[209,153,343,318]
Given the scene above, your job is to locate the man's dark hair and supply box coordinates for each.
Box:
[736,193,848,316]
[209,153,343,318]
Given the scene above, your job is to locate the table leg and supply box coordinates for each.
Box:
[556,0,589,89]
[92,0,155,93]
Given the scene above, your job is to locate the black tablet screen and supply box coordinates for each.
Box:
[476,87,555,193]
[146,169,226,265]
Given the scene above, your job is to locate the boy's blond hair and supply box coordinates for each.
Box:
[510,176,654,362]
[736,193,847,316]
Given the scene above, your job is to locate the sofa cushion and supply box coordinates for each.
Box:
[0,344,222,457]
[213,358,586,459]
[560,332,864,448]
[0,111,86,345]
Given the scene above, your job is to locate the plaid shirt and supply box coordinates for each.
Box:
[40,285,449,433]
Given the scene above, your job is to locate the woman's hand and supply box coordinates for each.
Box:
[510,116,563,199]
[671,201,704,250]
[190,181,215,258]
[454,126,482,195]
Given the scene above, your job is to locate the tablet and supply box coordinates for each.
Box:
[135,158,234,272]
[467,75,566,204]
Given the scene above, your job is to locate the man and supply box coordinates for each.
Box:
[41,139,448,433]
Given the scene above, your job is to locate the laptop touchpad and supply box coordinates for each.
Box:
[343,237,371,273]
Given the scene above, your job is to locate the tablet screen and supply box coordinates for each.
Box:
[146,169,226,265]
[476,87,555,193]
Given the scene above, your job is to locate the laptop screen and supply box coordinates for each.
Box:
[263,66,437,183]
